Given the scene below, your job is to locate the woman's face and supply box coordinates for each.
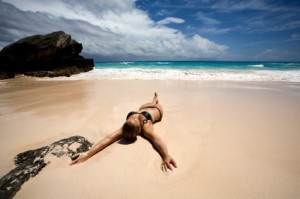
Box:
[127,114,141,127]
[123,114,142,138]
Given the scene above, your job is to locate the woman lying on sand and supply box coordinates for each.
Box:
[70,93,177,172]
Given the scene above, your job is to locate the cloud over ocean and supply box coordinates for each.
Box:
[0,0,227,61]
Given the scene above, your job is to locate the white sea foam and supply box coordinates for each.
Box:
[38,68,300,82]
[249,64,264,68]
[157,62,171,64]
[120,62,134,65]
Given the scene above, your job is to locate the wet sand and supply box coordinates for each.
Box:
[1,78,300,199]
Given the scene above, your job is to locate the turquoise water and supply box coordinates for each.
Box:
[46,61,300,81]
[95,61,300,70]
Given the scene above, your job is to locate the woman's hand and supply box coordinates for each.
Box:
[70,153,89,165]
[161,155,177,172]
[69,129,122,166]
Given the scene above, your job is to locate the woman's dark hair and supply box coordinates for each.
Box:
[122,121,140,139]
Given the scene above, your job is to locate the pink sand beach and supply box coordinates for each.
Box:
[1,77,300,199]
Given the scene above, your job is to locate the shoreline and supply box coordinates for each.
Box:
[3,75,300,85]
[23,60,300,82]
[1,78,300,199]
[34,68,300,81]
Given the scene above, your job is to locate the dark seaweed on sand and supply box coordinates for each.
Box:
[0,136,92,199]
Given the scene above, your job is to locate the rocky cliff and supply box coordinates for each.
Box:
[0,31,94,79]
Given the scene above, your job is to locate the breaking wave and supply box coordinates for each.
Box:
[39,67,300,82]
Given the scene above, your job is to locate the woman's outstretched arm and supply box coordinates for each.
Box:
[143,125,177,172]
[70,129,123,165]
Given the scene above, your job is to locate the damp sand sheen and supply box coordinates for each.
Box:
[0,78,300,199]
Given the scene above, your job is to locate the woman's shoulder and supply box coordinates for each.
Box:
[141,121,154,133]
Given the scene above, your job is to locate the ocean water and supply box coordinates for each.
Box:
[47,61,300,82]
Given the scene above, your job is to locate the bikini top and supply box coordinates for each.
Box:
[126,111,153,123]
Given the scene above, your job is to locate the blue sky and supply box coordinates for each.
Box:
[0,0,299,61]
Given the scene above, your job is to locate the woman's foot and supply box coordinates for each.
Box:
[153,92,159,104]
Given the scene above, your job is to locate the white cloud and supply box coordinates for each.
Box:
[198,27,233,35]
[1,0,228,61]
[196,12,220,25]
[212,0,273,12]
[156,17,185,26]
[190,35,228,55]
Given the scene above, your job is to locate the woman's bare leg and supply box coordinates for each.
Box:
[140,93,160,110]
[152,92,159,104]
[139,93,163,121]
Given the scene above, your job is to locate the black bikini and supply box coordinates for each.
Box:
[126,106,162,124]
[126,111,153,123]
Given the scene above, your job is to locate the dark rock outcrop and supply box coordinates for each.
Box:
[0,136,93,199]
[0,31,94,79]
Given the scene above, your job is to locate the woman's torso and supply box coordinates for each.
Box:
[139,103,163,123]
